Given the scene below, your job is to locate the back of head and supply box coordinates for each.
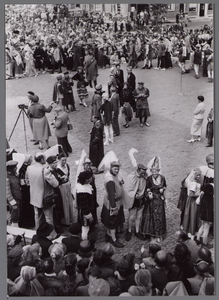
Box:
[198,246,212,264]
[93,249,107,266]
[102,243,114,257]
[149,242,162,257]
[174,243,191,265]
[154,250,167,268]
[167,262,183,281]
[116,259,130,278]
[106,277,122,296]
[42,257,54,274]
[134,269,152,290]
[128,285,148,296]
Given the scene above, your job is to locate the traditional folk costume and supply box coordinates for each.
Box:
[72,67,89,107]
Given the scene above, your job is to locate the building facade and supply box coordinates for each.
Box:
[68,3,213,19]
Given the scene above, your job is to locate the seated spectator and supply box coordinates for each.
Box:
[62,223,82,254]
[148,250,169,295]
[188,258,214,295]
[129,268,153,296]
[36,257,63,296]
[174,243,196,278]
[91,248,114,279]
[10,266,44,296]
[75,265,100,296]
[164,262,192,295]
[58,253,84,296]
[142,241,161,268]
[7,244,23,282]
[48,242,66,275]
[114,259,136,293]
[175,230,200,265]
[106,276,122,296]
[31,222,53,259]
[198,246,214,276]
[101,243,116,271]
[20,243,42,268]
[88,278,110,296]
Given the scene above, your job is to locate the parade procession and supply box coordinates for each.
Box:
[6,3,214,297]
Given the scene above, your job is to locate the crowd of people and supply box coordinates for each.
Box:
[6,4,214,297]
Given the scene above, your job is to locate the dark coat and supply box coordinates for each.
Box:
[89,122,104,168]
[127,72,136,92]
[115,69,124,92]
[62,236,81,254]
[99,101,114,125]
[193,50,202,65]
[31,234,53,259]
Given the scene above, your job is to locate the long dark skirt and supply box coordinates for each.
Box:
[140,195,166,237]
[136,108,150,119]
[165,51,173,69]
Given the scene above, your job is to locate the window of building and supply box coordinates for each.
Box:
[168,4,175,11]
[208,4,213,10]
[189,4,197,12]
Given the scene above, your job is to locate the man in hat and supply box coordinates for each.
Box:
[133,82,150,127]
[110,85,120,137]
[62,223,82,254]
[124,164,147,241]
[89,116,104,174]
[126,66,136,111]
[91,84,104,121]
[101,161,125,248]
[52,75,64,108]
[53,106,72,157]
[26,153,58,239]
[31,222,53,259]
[6,160,21,227]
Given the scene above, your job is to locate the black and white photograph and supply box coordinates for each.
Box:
[5,3,215,297]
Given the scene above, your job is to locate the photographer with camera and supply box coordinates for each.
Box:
[27,94,54,150]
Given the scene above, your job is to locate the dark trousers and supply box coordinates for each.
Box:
[206,121,213,146]
[112,114,120,135]
[57,136,72,155]
[157,56,166,68]
[35,58,45,71]
[53,60,62,73]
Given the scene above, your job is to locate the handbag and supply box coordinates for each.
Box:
[42,168,58,209]
[67,121,73,130]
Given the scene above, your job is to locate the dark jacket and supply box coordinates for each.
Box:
[62,236,81,254]
[99,101,114,126]
[31,235,53,259]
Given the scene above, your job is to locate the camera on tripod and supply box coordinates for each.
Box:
[18,104,28,109]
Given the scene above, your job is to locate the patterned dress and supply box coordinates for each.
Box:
[140,174,167,238]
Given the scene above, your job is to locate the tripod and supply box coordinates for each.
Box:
[8,105,29,152]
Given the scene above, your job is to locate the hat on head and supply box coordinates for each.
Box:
[36,222,54,237]
[64,71,69,75]
[46,155,57,164]
[194,259,209,273]
[78,239,94,253]
[150,157,160,170]
[69,223,82,235]
[54,106,63,112]
[110,161,120,168]
[197,95,204,102]
[138,82,144,85]
[206,153,214,164]
[6,160,18,168]
[95,84,102,91]
[83,157,92,164]
[57,75,62,80]
[138,163,147,170]
[31,95,39,103]
[88,278,110,296]
[28,91,35,96]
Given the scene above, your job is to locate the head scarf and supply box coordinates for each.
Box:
[134,269,152,292]
[11,266,44,296]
